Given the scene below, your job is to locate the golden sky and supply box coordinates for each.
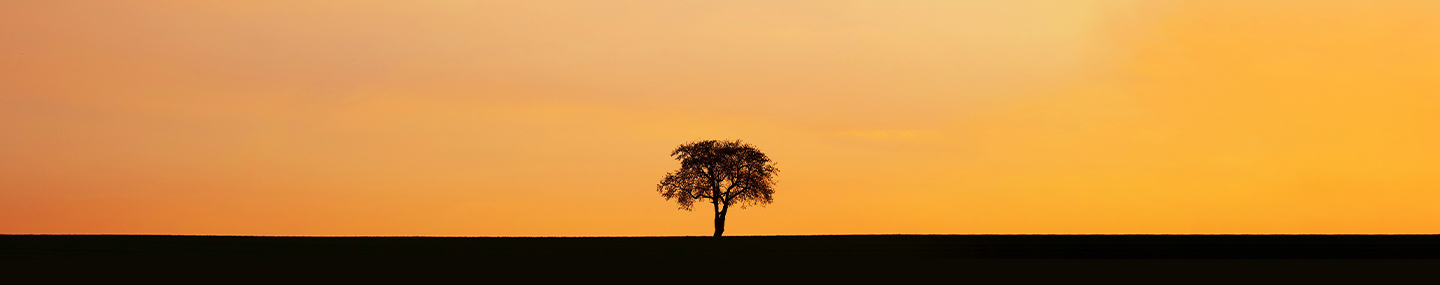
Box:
[2,0,1437,235]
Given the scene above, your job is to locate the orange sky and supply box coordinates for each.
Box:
[2,0,1438,235]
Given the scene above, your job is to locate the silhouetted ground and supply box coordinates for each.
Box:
[1,234,1436,258]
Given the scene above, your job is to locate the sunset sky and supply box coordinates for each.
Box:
[3,0,1438,236]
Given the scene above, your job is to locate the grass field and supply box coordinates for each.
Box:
[2,234,1436,258]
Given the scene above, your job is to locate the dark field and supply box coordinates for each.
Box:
[2,234,1437,258]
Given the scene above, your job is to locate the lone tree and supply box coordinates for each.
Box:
[657,140,778,237]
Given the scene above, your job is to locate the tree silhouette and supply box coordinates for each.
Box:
[657,140,778,237]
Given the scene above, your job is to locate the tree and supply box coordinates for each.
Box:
[657,140,778,237]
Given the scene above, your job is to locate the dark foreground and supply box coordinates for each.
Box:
[2,234,1437,258]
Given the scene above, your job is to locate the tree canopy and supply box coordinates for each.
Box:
[657,140,777,236]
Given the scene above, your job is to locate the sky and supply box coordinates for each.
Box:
[2,0,1437,236]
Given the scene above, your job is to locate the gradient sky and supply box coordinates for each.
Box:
[2,0,1438,236]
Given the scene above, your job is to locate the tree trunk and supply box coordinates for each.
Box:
[713,212,726,237]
